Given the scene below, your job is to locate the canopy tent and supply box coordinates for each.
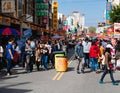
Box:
[97,35,108,39]
[0,27,21,35]
[52,35,63,39]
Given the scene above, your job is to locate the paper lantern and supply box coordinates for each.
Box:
[27,23,30,27]
[12,20,17,24]
[5,18,11,23]
[19,20,23,24]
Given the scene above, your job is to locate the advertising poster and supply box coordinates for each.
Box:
[107,27,114,37]
[114,23,120,38]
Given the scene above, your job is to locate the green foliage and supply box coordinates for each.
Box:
[109,4,120,23]
[88,26,96,33]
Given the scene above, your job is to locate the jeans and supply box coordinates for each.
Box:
[42,55,48,69]
[77,58,82,71]
[90,58,98,71]
[83,53,90,68]
[26,54,33,72]
[100,65,115,82]
[6,58,12,74]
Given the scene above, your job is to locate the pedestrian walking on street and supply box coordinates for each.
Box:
[89,39,100,73]
[5,38,15,75]
[41,43,49,70]
[25,39,33,72]
[82,37,91,69]
[35,44,41,71]
[75,39,84,74]
[99,44,119,85]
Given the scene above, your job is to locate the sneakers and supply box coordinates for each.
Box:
[77,70,80,74]
[99,80,119,85]
[99,80,105,84]
[112,82,119,85]
[7,73,11,76]
[81,69,84,73]
[95,70,99,74]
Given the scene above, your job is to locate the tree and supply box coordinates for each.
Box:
[109,4,120,23]
[88,26,96,33]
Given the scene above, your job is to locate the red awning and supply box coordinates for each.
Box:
[97,35,108,39]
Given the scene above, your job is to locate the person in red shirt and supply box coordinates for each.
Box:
[89,40,101,73]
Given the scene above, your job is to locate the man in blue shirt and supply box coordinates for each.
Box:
[6,38,15,75]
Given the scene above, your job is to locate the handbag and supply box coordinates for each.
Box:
[109,63,114,69]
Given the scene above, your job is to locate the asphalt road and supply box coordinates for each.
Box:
[0,49,120,93]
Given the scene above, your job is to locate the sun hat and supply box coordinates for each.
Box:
[106,44,113,49]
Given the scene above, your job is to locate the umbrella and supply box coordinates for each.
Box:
[52,35,62,39]
[0,27,21,35]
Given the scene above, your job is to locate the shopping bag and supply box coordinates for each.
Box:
[13,52,19,63]
[116,59,120,71]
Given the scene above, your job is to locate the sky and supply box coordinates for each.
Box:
[57,0,106,27]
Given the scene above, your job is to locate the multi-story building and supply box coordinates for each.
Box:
[79,14,85,29]
[68,11,85,36]
[0,0,53,36]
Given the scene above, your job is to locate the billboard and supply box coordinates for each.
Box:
[1,0,15,13]
[114,23,120,38]
[107,27,114,37]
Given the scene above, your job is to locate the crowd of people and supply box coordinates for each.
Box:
[0,36,120,85]
[75,37,120,85]
[0,38,69,76]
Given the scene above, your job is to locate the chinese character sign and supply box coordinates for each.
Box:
[1,0,15,13]
[53,1,58,29]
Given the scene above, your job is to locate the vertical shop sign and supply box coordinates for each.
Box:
[106,2,112,26]
[53,1,58,29]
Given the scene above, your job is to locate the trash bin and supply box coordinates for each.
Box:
[55,56,68,72]
[53,51,65,63]
[53,51,65,57]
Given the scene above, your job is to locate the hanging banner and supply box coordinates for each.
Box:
[114,23,120,38]
[1,0,15,13]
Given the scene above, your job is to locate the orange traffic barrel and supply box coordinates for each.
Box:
[55,56,68,72]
